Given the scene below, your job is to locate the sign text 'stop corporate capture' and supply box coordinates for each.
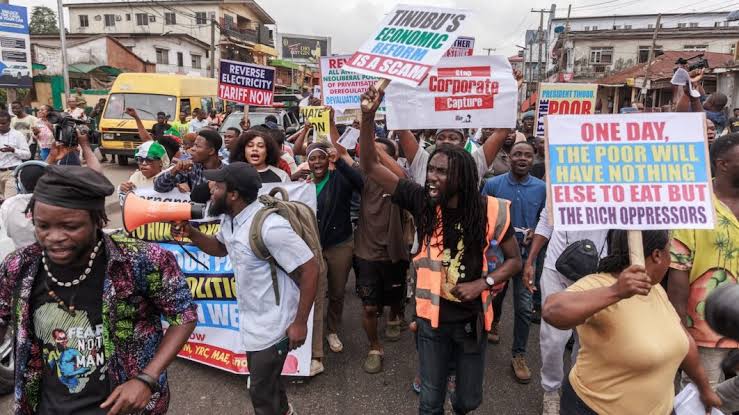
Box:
[546,113,714,231]
[218,59,275,106]
[343,5,471,86]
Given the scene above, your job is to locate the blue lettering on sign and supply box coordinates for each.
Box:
[160,243,233,274]
[0,5,29,35]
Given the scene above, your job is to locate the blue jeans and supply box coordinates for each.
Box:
[416,317,486,415]
[532,242,547,309]
[492,272,533,356]
[39,148,50,161]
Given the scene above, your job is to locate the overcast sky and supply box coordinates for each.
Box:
[9,0,737,56]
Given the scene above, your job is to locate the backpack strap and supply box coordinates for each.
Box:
[249,205,282,306]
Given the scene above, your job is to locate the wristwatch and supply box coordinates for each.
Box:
[485,276,495,288]
[135,373,160,393]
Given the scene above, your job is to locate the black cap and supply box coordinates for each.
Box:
[34,165,115,211]
[203,162,262,197]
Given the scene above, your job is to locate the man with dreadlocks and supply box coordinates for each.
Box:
[360,86,522,414]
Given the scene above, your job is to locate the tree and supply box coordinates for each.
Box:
[29,6,59,35]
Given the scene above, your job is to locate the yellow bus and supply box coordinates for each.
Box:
[99,73,218,164]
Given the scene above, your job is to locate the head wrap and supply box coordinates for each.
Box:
[34,165,114,211]
[135,141,166,160]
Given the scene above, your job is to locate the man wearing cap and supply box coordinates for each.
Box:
[520,110,535,138]
[119,141,170,199]
[0,110,31,199]
[154,129,223,194]
[0,165,197,415]
[174,162,319,415]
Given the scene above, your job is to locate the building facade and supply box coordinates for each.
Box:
[545,12,738,81]
[63,0,278,72]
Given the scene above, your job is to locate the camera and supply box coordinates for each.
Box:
[46,111,100,147]
[675,54,710,72]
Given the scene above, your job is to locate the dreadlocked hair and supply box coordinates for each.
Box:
[26,197,109,229]
[417,144,487,253]
[597,229,670,274]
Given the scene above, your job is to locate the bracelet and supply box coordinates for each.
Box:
[134,373,160,393]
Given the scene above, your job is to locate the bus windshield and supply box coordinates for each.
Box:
[104,93,177,121]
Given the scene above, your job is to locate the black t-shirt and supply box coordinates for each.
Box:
[392,179,510,323]
[531,161,546,180]
[259,169,282,183]
[729,117,739,133]
[31,250,111,415]
[151,123,172,140]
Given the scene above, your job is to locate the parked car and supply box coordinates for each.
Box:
[2,64,29,78]
[219,108,300,136]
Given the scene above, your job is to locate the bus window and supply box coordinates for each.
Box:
[180,99,191,117]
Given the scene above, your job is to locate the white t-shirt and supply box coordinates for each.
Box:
[216,200,314,351]
[188,118,209,133]
[0,193,35,248]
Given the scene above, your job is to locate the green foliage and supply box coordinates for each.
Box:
[29,6,59,35]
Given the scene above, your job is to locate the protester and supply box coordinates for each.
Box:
[354,134,414,375]
[46,127,102,171]
[0,161,46,248]
[531,135,546,180]
[520,110,535,138]
[0,110,31,199]
[669,133,739,390]
[10,101,38,160]
[34,105,55,161]
[152,112,172,140]
[178,132,196,161]
[482,141,545,384]
[707,118,717,146]
[359,86,521,413]
[0,165,197,414]
[221,127,241,163]
[65,97,87,121]
[171,110,190,137]
[119,141,170,199]
[154,129,223,193]
[229,130,290,183]
[174,162,318,415]
[269,127,298,174]
[543,229,722,414]
[524,207,608,414]
[188,109,209,133]
[74,87,88,108]
[703,93,729,135]
[729,108,739,133]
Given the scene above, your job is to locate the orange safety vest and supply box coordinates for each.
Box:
[414,196,511,330]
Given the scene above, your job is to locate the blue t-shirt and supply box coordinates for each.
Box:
[482,172,546,258]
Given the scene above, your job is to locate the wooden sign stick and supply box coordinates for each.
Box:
[361,79,391,108]
[628,230,645,267]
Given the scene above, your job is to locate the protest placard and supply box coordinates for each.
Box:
[300,106,331,142]
[136,182,317,376]
[343,5,471,86]
[338,127,360,150]
[218,59,275,106]
[320,55,386,112]
[536,83,597,137]
[444,36,475,57]
[546,113,714,231]
[385,55,516,130]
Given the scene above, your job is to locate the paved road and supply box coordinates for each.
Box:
[0,163,551,414]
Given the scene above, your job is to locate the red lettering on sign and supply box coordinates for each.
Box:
[437,66,491,78]
[434,95,494,111]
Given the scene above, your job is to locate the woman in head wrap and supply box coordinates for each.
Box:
[118,141,170,198]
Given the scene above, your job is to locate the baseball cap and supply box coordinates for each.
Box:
[203,162,262,197]
[522,110,535,120]
[135,141,166,160]
[262,121,279,130]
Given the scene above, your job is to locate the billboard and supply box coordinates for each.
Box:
[280,34,330,62]
[0,4,32,88]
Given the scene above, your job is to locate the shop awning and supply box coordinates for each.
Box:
[31,63,47,70]
[67,64,123,76]
[253,44,278,57]
[269,59,300,70]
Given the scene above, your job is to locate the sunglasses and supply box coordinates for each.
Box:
[135,157,161,164]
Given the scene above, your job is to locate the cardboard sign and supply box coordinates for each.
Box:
[320,55,385,112]
[385,56,516,130]
[546,113,714,231]
[218,59,275,106]
[300,106,331,143]
[338,127,360,150]
[444,36,475,57]
[136,183,317,376]
[343,5,471,86]
[536,83,597,137]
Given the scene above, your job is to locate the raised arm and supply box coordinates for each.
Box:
[292,123,311,156]
[77,130,102,173]
[397,129,420,164]
[359,86,399,195]
[481,129,510,167]
[126,108,152,142]
[543,265,651,329]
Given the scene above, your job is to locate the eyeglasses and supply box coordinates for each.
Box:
[135,157,160,165]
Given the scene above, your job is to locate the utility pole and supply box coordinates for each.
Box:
[482,48,496,56]
[209,18,216,78]
[558,4,572,81]
[544,4,556,81]
[641,14,662,105]
[57,0,70,104]
[531,8,552,84]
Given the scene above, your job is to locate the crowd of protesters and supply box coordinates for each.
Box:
[0,60,735,415]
